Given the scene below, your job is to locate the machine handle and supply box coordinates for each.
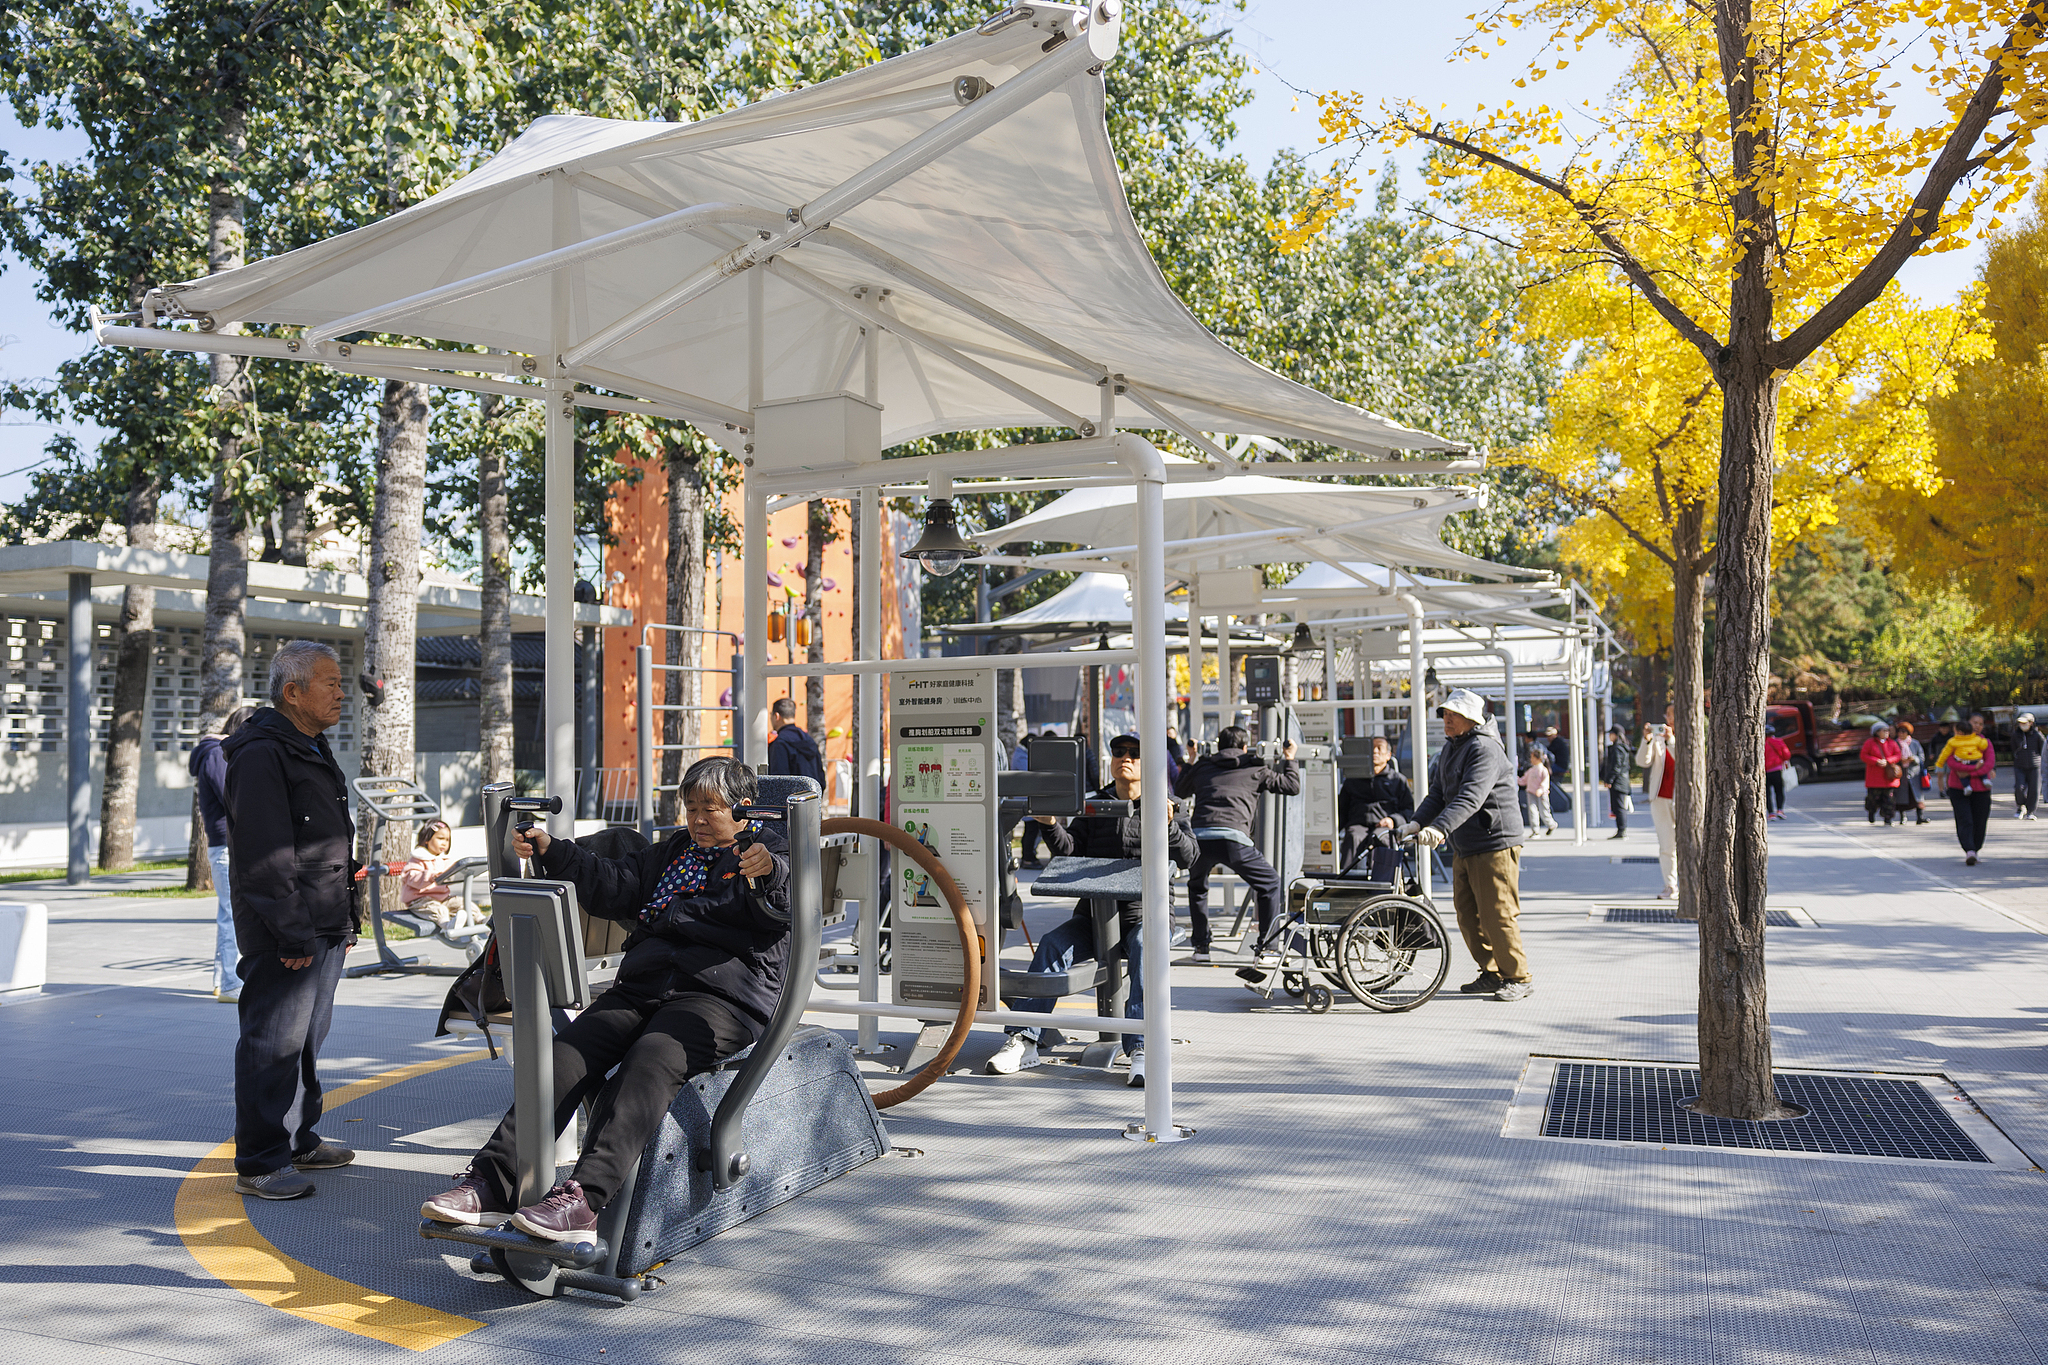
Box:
[707,792,822,1190]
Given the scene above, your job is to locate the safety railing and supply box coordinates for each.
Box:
[637,624,742,836]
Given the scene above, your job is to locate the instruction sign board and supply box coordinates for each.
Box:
[890,668,998,1009]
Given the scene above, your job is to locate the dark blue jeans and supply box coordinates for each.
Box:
[1185,837,1283,951]
[1003,915,1143,1055]
[233,937,347,1176]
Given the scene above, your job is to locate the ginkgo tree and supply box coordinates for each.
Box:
[1517,272,1982,916]
[1283,0,2048,1119]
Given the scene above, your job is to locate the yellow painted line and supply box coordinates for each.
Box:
[174,1049,491,1351]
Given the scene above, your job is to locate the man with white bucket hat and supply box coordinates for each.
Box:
[1399,688,1534,1002]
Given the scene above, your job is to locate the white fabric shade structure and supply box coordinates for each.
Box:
[970,466,1527,580]
[89,5,1474,1141]
[937,570,1270,645]
[1263,561,1567,627]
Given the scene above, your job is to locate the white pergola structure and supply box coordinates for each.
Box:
[89,4,1464,1140]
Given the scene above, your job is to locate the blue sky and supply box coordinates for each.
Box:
[0,5,2002,513]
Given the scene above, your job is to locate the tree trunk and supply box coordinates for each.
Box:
[361,378,431,883]
[662,445,706,825]
[805,499,829,751]
[1669,502,1708,923]
[192,102,249,892]
[99,465,160,871]
[1696,354,1791,1119]
[279,489,309,567]
[478,395,515,790]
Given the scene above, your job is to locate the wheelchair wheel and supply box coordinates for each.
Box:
[1336,896,1450,1012]
[1281,971,1308,999]
[1303,985,1333,1014]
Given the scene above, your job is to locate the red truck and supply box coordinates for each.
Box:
[1766,702,1880,782]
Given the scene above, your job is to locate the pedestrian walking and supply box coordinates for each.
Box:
[1763,727,1791,820]
[1398,689,1532,1001]
[1599,724,1633,838]
[1861,722,1905,827]
[1635,704,1680,899]
[1895,721,1929,825]
[1519,746,1559,836]
[190,705,259,1002]
[223,641,359,1201]
[2011,712,2043,819]
[1936,711,1997,866]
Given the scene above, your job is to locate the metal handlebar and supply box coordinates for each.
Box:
[706,791,822,1190]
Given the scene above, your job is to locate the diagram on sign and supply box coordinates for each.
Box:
[895,743,987,803]
[894,805,988,924]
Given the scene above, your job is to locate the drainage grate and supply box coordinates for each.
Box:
[1618,856,1661,864]
[1541,1063,1990,1163]
[1603,905,1800,927]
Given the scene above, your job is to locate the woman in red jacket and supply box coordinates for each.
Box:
[1860,722,1905,827]
[1763,729,1791,821]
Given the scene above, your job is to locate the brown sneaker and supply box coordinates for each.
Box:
[510,1179,599,1245]
[421,1173,509,1227]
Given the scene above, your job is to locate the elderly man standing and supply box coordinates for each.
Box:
[223,640,358,1199]
[1400,688,1533,1002]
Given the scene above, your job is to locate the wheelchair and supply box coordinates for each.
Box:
[1245,837,1451,1014]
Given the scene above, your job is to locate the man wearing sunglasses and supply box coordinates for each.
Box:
[987,735,1196,1087]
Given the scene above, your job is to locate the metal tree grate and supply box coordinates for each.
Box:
[1541,1063,1991,1163]
[1618,856,1661,864]
[1603,905,1800,927]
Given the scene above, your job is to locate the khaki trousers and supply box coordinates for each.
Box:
[1449,846,1531,983]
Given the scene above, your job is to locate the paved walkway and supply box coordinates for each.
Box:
[4,778,2047,1364]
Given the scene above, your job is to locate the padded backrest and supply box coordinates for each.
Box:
[753,774,823,811]
[572,825,652,956]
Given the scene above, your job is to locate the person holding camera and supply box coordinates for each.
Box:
[1398,689,1533,1001]
[422,755,787,1247]
[1635,704,1680,900]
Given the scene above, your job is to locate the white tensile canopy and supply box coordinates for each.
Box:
[92,4,1476,1140]
[971,468,1528,580]
[1266,561,1567,626]
[136,14,1449,460]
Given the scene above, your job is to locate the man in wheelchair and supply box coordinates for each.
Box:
[985,734,1196,1086]
[422,756,789,1245]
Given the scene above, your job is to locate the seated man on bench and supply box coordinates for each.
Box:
[422,755,789,1245]
[985,734,1195,1087]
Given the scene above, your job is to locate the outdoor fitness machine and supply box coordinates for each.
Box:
[343,776,489,979]
[421,782,887,1301]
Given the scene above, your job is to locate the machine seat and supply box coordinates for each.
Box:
[998,961,1109,998]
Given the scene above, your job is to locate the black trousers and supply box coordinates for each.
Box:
[1609,788,1631,831]
[234,937,347,1176]
[1185,837,1283,951]
[471,984,755,1211]
[1950,789,1993,853]
[1764,771,1784,815]
[2016,766,2039,815]
[1019,820,1046,865]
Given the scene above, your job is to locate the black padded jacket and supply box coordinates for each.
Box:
[1171,748,1300,834]
[1041,783,1198,936]
[537,823,792,1032]
[221,707,358,958]
[1338,768,1414,831]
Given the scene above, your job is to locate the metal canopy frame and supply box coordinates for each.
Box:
[82,5,1494,1142]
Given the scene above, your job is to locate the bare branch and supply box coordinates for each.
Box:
[1398,121,1725,364]
[1772,2,2048,369]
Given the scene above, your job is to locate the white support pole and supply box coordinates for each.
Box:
[1585,654,1603,837]
[1397,593,1429,899]
[856,485,883,1053]
[66,574,91,886]
[1188,589,1207,746]
[544,383,576,838]
[1216,611,1232,738]
[1124,436,1184,1142]
[1569,666,1587,846]
[743,271,768,768]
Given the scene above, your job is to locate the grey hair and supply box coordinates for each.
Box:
[269,640,340,704]
[682,755,758,810]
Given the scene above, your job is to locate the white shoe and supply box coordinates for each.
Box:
[1126,1051,1145,1087]
[1191,951,1212,964]
[2016,811,2027,820]
[984,1036,1040,1075]
[1253,950,1280,967]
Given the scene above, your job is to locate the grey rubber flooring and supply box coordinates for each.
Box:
[5,779,2048,1363]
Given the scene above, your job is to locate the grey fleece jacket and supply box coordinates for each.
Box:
[1412,728,1526,857]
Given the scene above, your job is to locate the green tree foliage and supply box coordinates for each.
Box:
[1770,529,1894,688]
[1861,583,2041,707]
